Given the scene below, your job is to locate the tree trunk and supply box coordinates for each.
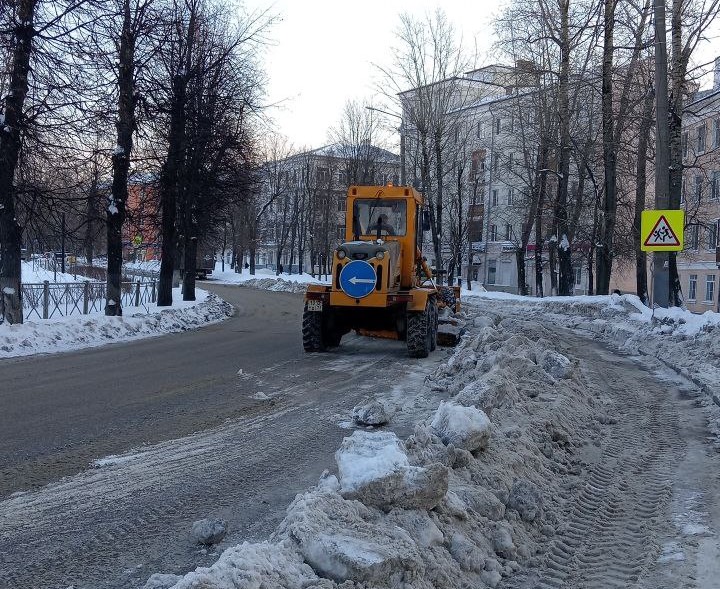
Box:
[0,0,36,325]
[634,86,654,305]
[667,0,686,306]
[534,170,547,298]
[106,0,136,316]
[249,245,256,274]
[555,0,574,296]
[182,236,197,301]
[597,0,617,294]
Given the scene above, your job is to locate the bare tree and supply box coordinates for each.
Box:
[381,9,476,284]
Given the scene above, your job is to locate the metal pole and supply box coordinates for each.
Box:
[400,123,406,185]
[483,118,496,285]
[61,213,66,275]
[653,0,670,307]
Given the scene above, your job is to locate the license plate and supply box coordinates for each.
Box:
[307,300,323,312]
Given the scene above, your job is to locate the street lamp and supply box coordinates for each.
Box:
[365,106,406,185]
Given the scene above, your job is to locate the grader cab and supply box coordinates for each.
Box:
[302,184,460,358]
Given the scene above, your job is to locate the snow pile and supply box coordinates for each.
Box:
[154,302,609,589]
[0,289,232,358]
[430,401,491,452]
[191,518,227,545]
[352,399,394,426]
[209,265,330,294]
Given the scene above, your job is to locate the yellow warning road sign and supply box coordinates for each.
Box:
[641,210,684,251]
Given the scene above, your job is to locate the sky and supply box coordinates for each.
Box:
[241,1,720,150]
[241,0,499,149]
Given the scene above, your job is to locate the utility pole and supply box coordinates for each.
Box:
[61,213,66,274]
[653,0,670,307]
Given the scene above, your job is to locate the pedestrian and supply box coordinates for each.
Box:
[279,264,284,274]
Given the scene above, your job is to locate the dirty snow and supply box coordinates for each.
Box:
[145,289,719,589]
[0,288,232,358]
[208,265,329,294]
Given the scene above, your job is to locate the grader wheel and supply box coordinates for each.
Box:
[407,300,433,358]
[302,304,325,352]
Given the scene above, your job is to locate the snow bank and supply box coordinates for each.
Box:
[209,265,330,294]
[155,297,611,589]
[0,289,232,358]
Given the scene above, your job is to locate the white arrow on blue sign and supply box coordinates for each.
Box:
[339,260,377,298]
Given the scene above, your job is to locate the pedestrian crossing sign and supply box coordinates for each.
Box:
[641,210,684,251]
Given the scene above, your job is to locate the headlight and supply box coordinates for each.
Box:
[337,249,346,260]
[375,251,385,260]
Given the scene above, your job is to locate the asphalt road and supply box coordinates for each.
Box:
[0,283,447,589]
[0,285,306,498]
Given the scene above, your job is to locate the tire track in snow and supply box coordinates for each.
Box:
[0,340,442,589]
[503,335,684,589]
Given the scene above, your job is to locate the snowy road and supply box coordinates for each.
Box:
[0,285,447,589]
[1,289,719,589]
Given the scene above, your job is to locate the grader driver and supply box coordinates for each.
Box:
[302,184,460,358]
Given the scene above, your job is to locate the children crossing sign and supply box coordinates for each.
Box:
[641,210,684,251]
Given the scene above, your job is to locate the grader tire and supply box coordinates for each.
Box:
[302,305,325,352]
[407,301,432,358]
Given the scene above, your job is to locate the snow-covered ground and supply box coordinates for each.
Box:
[142,286,719,589]
[21,260,85,284]
[207,266,330,294]
[0,288,232,358]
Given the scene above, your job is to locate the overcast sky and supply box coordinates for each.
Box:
[242,1,499,149]
[242,1,720,150]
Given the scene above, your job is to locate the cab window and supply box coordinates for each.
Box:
[353,199,407,236]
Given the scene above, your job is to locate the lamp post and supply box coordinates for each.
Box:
[365,106,405,185]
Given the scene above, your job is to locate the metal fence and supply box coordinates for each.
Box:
[21,280,157,320]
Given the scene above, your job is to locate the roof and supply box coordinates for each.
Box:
[298,143,400,163]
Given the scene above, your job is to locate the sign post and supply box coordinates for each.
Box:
[641,210,684,308]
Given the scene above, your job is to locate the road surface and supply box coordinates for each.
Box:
[0,284,448,589]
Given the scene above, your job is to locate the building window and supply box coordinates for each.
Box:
[493,153,500,172]
[508,188,514,204]
[712,172,720,200]
[317,167,329,183]
[495,118,501,135]
[697,123,706,153]
[337,196,346,212]
[695,174,703,201]
[682,131,689,158]
[715,118,720,148]
[507,152,514,171]
[476,121,482,138]
[505,224,512,240]
[490,224,498,241]
[709,221,718,250]
[688,224,699,250]
[492,189,498,206]
[487,259,497,284]
[705,274,715,303]
[337,225,346,240]
[338,170,347,185]
[574,267,582,287]
[689,274,697,301]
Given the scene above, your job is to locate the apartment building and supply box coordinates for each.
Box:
[401,64,592,294]
[258,143,400,273]
[679,71,720,313]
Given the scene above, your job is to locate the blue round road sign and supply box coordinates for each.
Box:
[339,260,376,299]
